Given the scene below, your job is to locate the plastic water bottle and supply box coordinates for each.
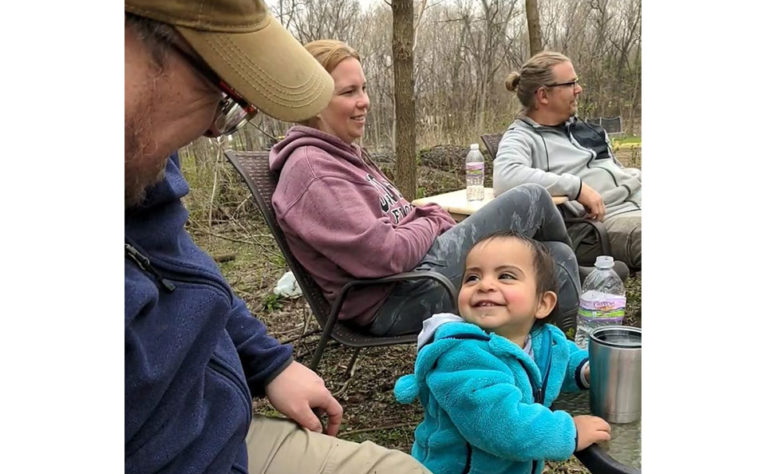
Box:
[575,255,627,349]
[465,143,484,202]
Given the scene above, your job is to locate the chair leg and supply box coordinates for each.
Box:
[310,331,332,372]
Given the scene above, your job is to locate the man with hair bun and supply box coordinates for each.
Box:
[494,51,641,271]
[124,0,431,472]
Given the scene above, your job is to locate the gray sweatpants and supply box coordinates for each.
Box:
[369,183,580,336]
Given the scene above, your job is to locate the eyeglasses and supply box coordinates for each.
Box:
[544,78,580,89]
[168,41,258,137]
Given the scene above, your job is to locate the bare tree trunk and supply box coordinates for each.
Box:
[391,0,417,200]
[412,0,429,53]
[525,0,543,56]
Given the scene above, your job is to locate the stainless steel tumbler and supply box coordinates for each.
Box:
[588,326,641,423]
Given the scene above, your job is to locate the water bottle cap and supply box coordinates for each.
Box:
[470,143,479,150]
[594,255,614,269]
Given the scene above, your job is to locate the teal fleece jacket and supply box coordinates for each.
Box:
[394,319,588,474]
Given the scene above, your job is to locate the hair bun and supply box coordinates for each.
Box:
[505,72,521,92]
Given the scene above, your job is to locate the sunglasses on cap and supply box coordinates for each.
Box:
[168,41,258,137]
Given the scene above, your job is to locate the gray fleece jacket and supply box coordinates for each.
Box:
[493,116,641,218]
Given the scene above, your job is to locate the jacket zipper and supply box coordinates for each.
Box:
[548,124,640,213]
[522,366,542,474]
[523,331,553,474]
[125,243,176,292]
[125,241,232,297]
[566,122,624,189]
[462,442,472,474]
[536,120,626,191]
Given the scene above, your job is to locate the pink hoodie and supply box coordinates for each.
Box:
[269,126,456,326]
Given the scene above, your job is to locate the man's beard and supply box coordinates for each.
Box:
[125,97,168,208]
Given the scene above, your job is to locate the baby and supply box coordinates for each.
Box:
[395,230,610,473]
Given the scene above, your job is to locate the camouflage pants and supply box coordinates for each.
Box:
[568,210,641,271]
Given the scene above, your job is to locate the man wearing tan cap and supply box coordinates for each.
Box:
[124,0,430,472]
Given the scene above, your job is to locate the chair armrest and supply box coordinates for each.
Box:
[575,444,640,474]
[323,271,457,333]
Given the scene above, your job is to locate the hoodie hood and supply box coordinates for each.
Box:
[269,125,363,174]
[127,152,188,214]
[416,313,464,350]
[518,115,576,131]
[401,321,544,400]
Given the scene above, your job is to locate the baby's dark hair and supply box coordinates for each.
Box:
[469,230,558,298]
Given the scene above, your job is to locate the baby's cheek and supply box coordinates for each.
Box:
[501,289,527,306]
[457,291,471,314]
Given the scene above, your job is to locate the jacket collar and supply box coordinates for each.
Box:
[518,115,576,132]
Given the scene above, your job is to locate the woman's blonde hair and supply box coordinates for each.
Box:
[298,40,361,126]
[303,39,361,74]
[505,51,571,111]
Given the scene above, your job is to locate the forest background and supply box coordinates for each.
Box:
[185,0,641,162]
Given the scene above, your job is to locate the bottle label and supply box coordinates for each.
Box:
[579,294,626,311]
[466,163,483,176]
[578,294,626,321]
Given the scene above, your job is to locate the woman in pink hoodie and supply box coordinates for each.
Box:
[269,40,579,336]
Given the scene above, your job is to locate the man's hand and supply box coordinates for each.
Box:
[573,415,611,451]
[577,183,606,222]
[265,361,343,436]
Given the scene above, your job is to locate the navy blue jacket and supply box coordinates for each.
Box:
[125,154,293,473]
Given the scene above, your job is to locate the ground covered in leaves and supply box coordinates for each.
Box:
[184,145,641,473]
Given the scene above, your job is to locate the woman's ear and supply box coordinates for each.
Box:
[534,290,558,320]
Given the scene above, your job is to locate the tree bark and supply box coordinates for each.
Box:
[391,0,417,200]
[525,0,543,56]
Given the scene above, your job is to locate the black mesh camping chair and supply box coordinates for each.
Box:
[480,133,612,266]
[224,150,457,374]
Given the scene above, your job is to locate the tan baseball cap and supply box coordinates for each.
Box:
[125,0,332,122]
